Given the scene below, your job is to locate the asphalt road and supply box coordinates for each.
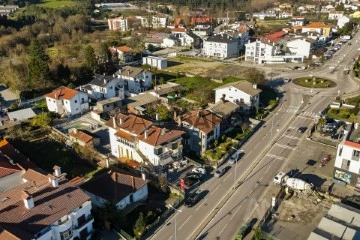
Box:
[149,31,360,240]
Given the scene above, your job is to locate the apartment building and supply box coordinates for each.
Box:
[203,34,239,58]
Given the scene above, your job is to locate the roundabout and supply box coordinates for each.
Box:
[292,77,337,88]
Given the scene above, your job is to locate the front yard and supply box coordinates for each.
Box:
[204,138,237,162]
[326,107,357,122]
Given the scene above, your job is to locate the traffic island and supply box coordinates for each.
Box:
[293,77,336,88]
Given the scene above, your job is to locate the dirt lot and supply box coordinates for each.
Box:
[166,57,250,79]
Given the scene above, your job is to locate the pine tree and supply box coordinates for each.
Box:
[28,39,50,89]
[84,45,98,72]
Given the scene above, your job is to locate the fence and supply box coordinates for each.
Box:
[113,228,135,240]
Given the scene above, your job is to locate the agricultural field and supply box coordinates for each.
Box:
[35,0,75,8]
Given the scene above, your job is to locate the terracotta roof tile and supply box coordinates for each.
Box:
[115,129,137,142]
[44,86,78,101]
[0,156,21,178]
[80,171,148,203]
[303,22,330,28]
[181,110,222,134]
[137,126,184,146]
[0,171,90,240]
[0,140,38,170]
[69,129,93,144]
[106,113,152,135]
[172,27,186,32]
[116,46,133,53]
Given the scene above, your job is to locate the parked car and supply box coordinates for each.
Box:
[184,192,200,207]
[192,167,206,175]
[229,151,244,164]
[331,133,343,140]
[298,126,307,133]
[214,166,226,177]
[186,172,202,181]
[284,78,292,83]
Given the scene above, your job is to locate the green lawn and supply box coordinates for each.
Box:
[204,140,236,162]
[293,77,336,88]
[36,0,75,8]
[226,128,251,141]
[13,137,96,178]
[345,95,360,106]
[326,108,357,122]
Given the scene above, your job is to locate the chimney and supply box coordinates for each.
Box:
[120,117,123,124]
[131,176,136,189]
[112,117,116,127]
[144,130,148,139]
[48,175,59,188]
[141,172,147,180]
[73,128,78,134]
[156,113,159,121]
[104,79,107,84]
[106,158,110,168]
[161,128,166,135]
[55,93,58,99]
[22,191,34,209]
[252,83,257,89]
[53,166,61,177]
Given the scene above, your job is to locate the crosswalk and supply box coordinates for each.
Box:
[278,108,319,118]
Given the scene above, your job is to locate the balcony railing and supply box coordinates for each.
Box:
[74,216,94,230]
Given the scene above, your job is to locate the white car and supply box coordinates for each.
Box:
[192,167,206,175]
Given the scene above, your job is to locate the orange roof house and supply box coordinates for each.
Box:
[44,86,78,101]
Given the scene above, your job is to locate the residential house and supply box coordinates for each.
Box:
[80,171,148,210]
[143,56,167,69]
[207,100,240,132]
[161,35,180,47]
[322,4,336,12]
[45,86,89,116]
[329,11,344,20]
[178,110,221,156]
[146,82,184,105]
[116,66,152,96]
[334,126,360,187]
[69,129,100,148]
[124,93,159,115]
[108,16,129,31]
[171,28,198,47]
[0,166,94,240]
[140,15,168,29]
[79,74,125,100]
[289,16,307,26]
[338,15,351,28]
[90,97,122,121]
[107,114,185,166]
[301,22,332,37]
[109,46,134,63]
[193,24,212,37]
[252,12,277,20]
[190,15,213,25]
[214,80,262,111]
[245,39,277,63]
[203,34,239,58]
[286,38,313,58]
[279,11,293,19]
[0,5,18,16]
[7,108,36,121]
[279,3,292,9]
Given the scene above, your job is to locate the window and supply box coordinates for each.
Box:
[60,228,73,240]
[74,100,77,103]
[354,150,360,157]
[172,142,178,150]
[339,146,343,156]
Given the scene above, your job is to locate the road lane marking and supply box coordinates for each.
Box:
[223,172,231,182]
[230,205,242,220]
[283,135,300,140]
[275,143,295,150]
[265,165,271,174]
[211,186,220,195]
[265,153,286,161]
[178,215,192,230]
[219,223,228,236]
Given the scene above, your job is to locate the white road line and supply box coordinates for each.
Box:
[266,153,286,161]
[178,215,192,230]
[230,205,242,220]
[211,186,220,195]
[265,165,271,174]
[283,135,300,140]
[219,223,228,236]
[275,143,295,150]
[259,176,264,181]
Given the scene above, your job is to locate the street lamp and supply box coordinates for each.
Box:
[167,204,182,240]
[231,147,244,190]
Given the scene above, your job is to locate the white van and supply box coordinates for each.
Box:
[214,167,225,177]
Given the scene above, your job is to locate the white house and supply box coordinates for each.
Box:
[287,38,312,58]
[80,171,149,210]
[193,24,212,37]
[338,15,351,28]
[178,110,221,156]
[289,16,307,26]
[245,39,277,63]
[45,86,89,116]
[116,66,152,96]
[329,11,344,20]
[109,46,133,63]
[0,166,94,240]
[279,11,293,18]
[161,35,179,47]
[79,74,125,100]
[140,15,168,29]
[142,56,167,69]
[214,80,262,111]
[108,16,129,31]
[203,34,239,58]
[107,114,185,166]
[252,12,277,20]
[334,127,360,187]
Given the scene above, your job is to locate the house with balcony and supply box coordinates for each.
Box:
[301,22,332,37]
[203,34,239,59]
[289,16,307,26]
[116,66,152,96]
[109,46,133,63]
[214,80,262,112]
[177,110,221,156]
[108,16,129,31]
[334,125,360,188]
[107,113,185,166]
[45,86,89,116]
[0,166,94,240]
[79,74,125,100]
[80,171,148,210]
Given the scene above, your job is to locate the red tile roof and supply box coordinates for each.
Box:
[344,140,360,149]
[0,140,38,170]
[107,113,153,135]
[172,27,186,32]
[262,31,287,43]
[0,157,21,178]
[181,110,222,134]
[80,171,148,203]
[69,129,93,144]
[116,46,133,53]
[137,126,184,146]
[0,171,90,240]
[303,22,329,28]
[44,86,78,101]
[115,129,137,142]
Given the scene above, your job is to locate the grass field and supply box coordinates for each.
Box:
[293,77,336,88]
[36,0,75,8]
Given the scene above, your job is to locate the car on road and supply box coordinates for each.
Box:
[283,78,292,83]
[192,167,206,175]
[214,166,225,177]
[229,151,244,164]
[186,172,202,181]
[184,192,200,207]
[298,126,307,133]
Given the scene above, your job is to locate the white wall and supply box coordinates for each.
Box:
[287,39,311,58]
[142,57,167,69]
[245,40,276,63]
[203,40,239,58]
[118,70,152,95]
[338,16,350,28]
[215,86,259,109]
[335,142,360,173]
[46,97,63,115]
[0,170,25,193]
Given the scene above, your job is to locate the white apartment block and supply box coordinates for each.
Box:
[329,11,344,20]
[108,17,129,31]
[287,39,312,58]
[45,86,89,116]
[140,15,167,29]
[245,39,277,63]
[203,34,239,58]
[338,15,351,28]
[142,56,167,69]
